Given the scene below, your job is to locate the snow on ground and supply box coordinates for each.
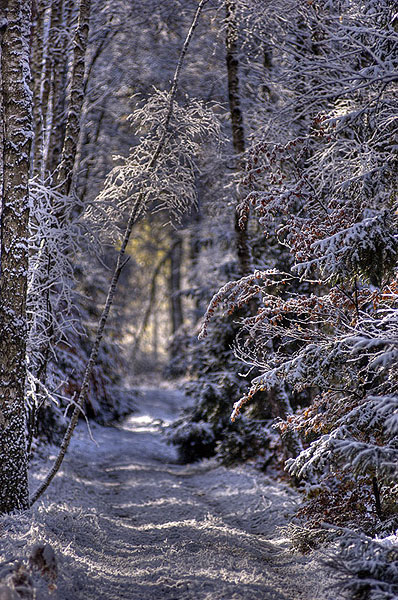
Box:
[0,388,335,599]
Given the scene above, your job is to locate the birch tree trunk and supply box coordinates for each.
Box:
[33,0,58,178]
[39,0,64,176]
[0,0,32,513]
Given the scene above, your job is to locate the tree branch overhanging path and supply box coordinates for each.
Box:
[29,0,210,507]
[0,2,396,597]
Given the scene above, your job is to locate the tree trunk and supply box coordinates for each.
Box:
[45,0,73,174]
[152,307,158,364]
[189,201,204,320]
[0,0,32,513]
[33,0,58,178]
[78,106,105,202]
[169,233,184,335]
[30,0,47,178]
[33,0,90,395]
[56,0,91,197]
[225,0,252,276]
[40,0,64,174]
[0,1,6,188]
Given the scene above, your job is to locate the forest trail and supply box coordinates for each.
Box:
[3,389,332,600]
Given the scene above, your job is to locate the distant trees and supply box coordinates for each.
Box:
[2,0,220,514]
[0,0,221,511]
[31,0,216,505]
[0,0,118,511]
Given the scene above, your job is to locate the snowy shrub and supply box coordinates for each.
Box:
[166,319,279,466]
[197,0,398,527]
[328,530,398,600]
[25,180,129,445]
[216,418,280,469]
[167,418,216,463]
[297,475,378,534]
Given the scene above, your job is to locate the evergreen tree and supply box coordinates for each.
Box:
[199,0,398,523]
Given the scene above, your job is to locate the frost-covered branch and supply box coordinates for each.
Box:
[30,0,212,506]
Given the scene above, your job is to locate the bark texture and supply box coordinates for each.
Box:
[56,0,91,196]
[31,0,48,178]
[225,0,252,276]
[0,0,32,513]
[46,0,73,174]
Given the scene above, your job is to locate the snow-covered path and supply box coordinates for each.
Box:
[1,389,332,600]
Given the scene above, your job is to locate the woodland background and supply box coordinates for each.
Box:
[0,0,397,597]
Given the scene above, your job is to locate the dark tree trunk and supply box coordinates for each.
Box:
[152,308,158,364]
[46,0,73,174]
[225,0,252,276]
[56,0,92,197]
[78,106,106,202]
[189,203,204,320]
[31,0,47,178]
[0,0,32,513]
[169,233,184,335]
